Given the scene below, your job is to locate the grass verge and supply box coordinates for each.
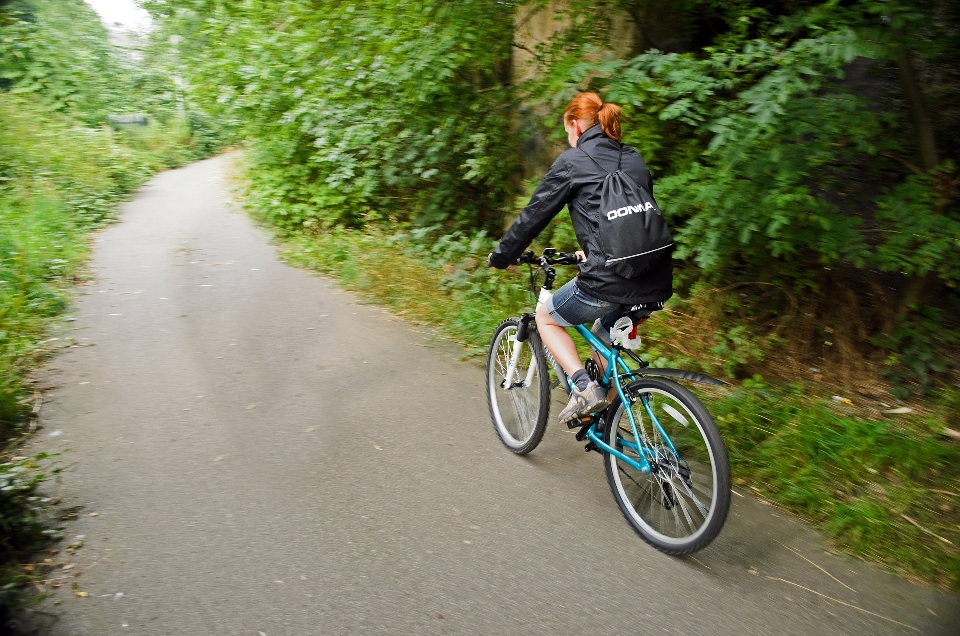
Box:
[259,217,960,592]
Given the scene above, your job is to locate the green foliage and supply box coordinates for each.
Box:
[874,305,958,399]
[148,0,520,231]
[0,0,232,144]
[0,0,124,123]
[0,193,86,427]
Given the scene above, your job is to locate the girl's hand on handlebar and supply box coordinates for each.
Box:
[487,252,508,269]
[575,250,586,263]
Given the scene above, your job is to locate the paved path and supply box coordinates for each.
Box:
[23,155,959,635]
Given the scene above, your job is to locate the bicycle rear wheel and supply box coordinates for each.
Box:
[486,318,550,454]
[603,377,730,554]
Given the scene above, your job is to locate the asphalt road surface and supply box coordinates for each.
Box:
[23,155,959,635]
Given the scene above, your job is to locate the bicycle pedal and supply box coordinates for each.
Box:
[566,414,593,430]
[584,441,599,454]
[574,424,591,441]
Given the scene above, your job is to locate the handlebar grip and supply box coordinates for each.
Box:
[516,250,536,265]
[553,253,581,265]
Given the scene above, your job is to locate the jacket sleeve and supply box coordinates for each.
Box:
[489,156,572,268]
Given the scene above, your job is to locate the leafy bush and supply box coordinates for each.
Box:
[147,0,519,231]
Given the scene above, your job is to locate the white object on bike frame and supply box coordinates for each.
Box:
[610,316,641,350]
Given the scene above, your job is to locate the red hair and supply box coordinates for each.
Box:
[564,92,622,142]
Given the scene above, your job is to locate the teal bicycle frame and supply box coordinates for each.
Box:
[570,323,678,475]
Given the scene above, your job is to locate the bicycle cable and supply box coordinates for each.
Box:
[526,263,541,304]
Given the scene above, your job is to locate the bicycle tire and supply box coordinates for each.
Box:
[486,318,551,454]
[603,377,730,554]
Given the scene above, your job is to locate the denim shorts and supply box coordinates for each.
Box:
[545,278,620,328]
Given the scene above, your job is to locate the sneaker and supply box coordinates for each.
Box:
[558,380,609,426]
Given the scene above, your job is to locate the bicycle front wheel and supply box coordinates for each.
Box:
[603,377,730,554]
[486,318,550,454]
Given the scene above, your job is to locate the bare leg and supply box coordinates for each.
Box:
[535,302,583,375]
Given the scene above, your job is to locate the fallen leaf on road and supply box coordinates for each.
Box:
[304,426,315,433]
[88,512,99,517]
[883,406,913,414]
[246,403,258,409]
[214,455,226,462]
[62,564,75,571]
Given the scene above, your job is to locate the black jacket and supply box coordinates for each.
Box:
[490,125,673,305]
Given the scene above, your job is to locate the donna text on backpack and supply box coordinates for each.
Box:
[581,146,673,278]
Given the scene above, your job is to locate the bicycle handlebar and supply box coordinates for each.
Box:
[517,249,581,266]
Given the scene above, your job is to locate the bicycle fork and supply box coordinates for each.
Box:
[501,314,537,389]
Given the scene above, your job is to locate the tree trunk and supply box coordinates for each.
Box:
[897,53,939,171]
[893,53,940,327]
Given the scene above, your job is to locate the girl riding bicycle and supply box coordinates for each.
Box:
[488,92,673,426]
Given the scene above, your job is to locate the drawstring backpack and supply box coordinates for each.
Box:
[580,145,673,278]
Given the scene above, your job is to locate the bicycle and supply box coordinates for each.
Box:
[485,249,731,555]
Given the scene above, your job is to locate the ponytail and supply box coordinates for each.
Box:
[596,102,622,142]
[564,92,622,142]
